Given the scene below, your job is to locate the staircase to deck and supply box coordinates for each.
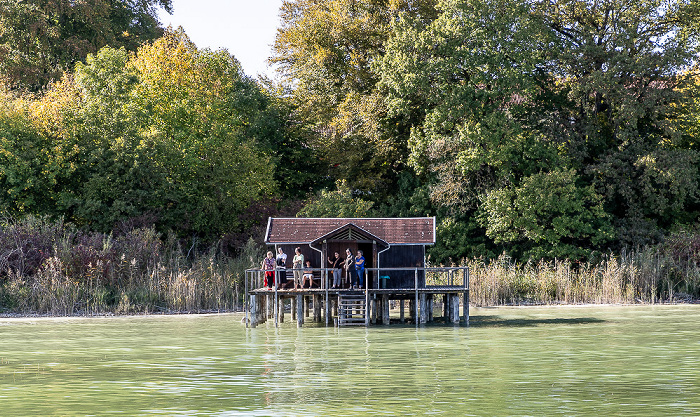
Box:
[338,293,367,326]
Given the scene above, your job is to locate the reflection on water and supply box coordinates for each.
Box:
[1,305,700,416]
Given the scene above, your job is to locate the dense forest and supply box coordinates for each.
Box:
[2,0,700,313]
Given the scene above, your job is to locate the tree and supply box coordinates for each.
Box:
[18,30,280,238]
[0,0,172,91]
[534,0,700,245]
[0,95,54,216]
[272,0,438,198]
[380,0,700,259]
[297,180,375,217]
[482,168,613,259]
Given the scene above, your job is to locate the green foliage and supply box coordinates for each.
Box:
[0,0,172,91]
[0,30,286,239]
[379,0,700,259]
[272,0,438,198]
[297,180,375,218]
[0,97,54,216]
[481,168,614,259]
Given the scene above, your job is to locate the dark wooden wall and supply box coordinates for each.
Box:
[270,243,427,289]
[378,245,426,288]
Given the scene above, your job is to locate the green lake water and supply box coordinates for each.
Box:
[1,305,699,416]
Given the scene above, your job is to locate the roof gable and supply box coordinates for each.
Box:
[309,223,389,249]
[265,217,435,245]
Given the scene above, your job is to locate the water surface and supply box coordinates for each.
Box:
[1,305,699,415]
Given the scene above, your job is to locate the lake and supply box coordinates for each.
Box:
[1,305,699,416]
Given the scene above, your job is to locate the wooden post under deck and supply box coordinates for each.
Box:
[451,294,460,324]
[296,294,304,327]
[249,294,257,328]
[427,296,433,322]
[277,298,284,323]
[383,294,390,324]
[371,296,377,324]
[313,294,321,322]
[464,291,469,325]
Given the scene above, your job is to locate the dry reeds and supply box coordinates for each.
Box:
[2,216,699,314]
[0,216,261,315]
[467,246,693,306]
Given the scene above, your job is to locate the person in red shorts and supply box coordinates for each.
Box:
[261,251,276,289]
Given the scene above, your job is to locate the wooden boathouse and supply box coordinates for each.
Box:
[245,217,469,327]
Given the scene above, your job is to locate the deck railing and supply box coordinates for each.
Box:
[244,266,469,292]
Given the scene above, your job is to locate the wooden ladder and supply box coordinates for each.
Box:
[338,293,367,326]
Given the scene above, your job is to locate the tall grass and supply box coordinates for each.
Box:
[468,245,698,306]
[2,216,699,315]
[0,216,262,315]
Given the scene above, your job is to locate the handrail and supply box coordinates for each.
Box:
[244,266,470,292]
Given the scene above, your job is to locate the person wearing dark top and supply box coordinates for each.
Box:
[276,248,288,285]
[345,248,357,289]
[328,251,343,289]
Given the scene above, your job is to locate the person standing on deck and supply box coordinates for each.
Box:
[276,248,288,286]
[345,248,357,289]
[355,250,366,289]
[261,251,276,289]
[293,247,304,289]
[328,251,343,289]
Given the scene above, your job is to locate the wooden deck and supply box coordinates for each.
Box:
[245,267,470,327]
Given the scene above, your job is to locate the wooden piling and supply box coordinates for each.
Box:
[463,291,469,325]
[443,294,448,322]
[371,297,377,324]
[249,294,258,328]
[382,294,390,325]
[427,296,433,322]
[399,300,405,323]
[278,297,285,323]
[419,293,427,324]
[313,294,321,322]
[451,294,460,324]
[296,294,304,327]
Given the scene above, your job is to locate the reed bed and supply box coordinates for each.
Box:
[1,216,699,315]
[467,248,697,306]
[0,216,261,315]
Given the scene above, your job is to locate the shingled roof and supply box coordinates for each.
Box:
[265,217,435,245]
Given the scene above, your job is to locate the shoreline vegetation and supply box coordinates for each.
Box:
[2,217,699,317]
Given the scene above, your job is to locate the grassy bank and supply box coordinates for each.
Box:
[2,216,699,315]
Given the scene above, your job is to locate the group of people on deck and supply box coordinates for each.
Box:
[328,249,364,289]
[260,247,365,290]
